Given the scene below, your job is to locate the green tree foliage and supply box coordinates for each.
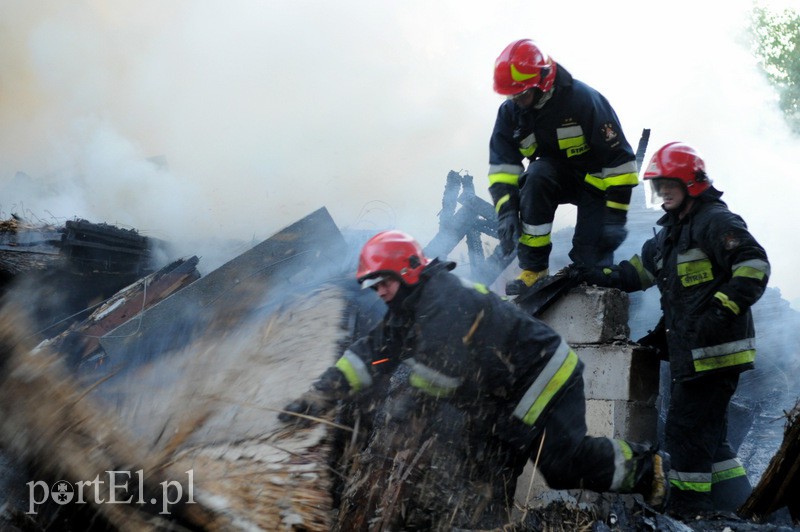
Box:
[750,4,800,133]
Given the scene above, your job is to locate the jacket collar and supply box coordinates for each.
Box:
[393,258,455,313]
[656,187,726,227]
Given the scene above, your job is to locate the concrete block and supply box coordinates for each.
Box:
[586,399,658,443]
[577,345,660,402]
[540,285,630,344]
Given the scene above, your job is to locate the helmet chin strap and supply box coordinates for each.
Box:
[534,87,554,109]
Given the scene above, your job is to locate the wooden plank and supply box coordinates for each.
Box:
[99,207,347,365]
[37,257,201,368]
[740,400,800,522]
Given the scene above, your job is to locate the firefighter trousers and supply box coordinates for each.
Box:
[517,158,612,272]
[516,369,655,495]
[665,373,752,516]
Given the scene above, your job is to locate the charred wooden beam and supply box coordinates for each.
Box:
[37,257,201,371]
[424,171,514,286]
[60,219,152,276]
[98,207,347,369]
[739,400,800,523]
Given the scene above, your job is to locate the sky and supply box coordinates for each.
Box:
[1,0,799,304]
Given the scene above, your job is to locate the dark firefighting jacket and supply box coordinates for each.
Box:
[606,191,770,380]
[488,65,639,216]
[318,259,580,443]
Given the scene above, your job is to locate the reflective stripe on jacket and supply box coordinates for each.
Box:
[339,259,579,441]
[618,194,769,380]
[488,65,638,212]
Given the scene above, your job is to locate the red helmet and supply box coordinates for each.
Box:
[493,39,557,96]
[356,230,430,287]
[643,142,712,197]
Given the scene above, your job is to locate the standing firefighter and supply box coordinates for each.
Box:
[490,38,639,295]
[279,230,668,528]
[579,142,770,518]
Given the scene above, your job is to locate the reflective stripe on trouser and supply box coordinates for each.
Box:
[525,359,638,493]
[665,373,739,514]
[513,341,577,425]
[712,458,752,512]
[518,158,610,271]
[669,469,712,493]
[603,439,661,495]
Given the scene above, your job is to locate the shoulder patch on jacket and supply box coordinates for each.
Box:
[722,231,741,250]
[601,123,618,142]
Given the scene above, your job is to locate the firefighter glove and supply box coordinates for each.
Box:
[497,209,521,256]
[694,302,735,347]
[569,263,616,287]
[278,387,336,424]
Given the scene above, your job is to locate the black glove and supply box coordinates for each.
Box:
[694,302,735,347]
[278,388,336,423]
[497,210,521,256]
[568,263,615,287]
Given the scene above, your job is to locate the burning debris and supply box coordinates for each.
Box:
[0,216,165,342]
[0,216,62,279]
[37,256,201,371]
[0,193,797,530]
[0,300,240,531]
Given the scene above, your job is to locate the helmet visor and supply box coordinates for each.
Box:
[644,178,661,206]
[646,178,686,206]
[359,275,386,290]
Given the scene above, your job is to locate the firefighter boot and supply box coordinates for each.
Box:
[629,447,670,512]
[647,450,671,512]
[505,269,549,296]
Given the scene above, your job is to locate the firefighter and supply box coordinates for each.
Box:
[577,142,770,518]
[279,230,669,526]
[490,39,639,295]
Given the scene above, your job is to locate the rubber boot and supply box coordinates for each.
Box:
[647,450,671,511]
[506,269,549,296]
[628,446,670,512]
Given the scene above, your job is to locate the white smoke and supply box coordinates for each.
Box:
[0,0,798,304]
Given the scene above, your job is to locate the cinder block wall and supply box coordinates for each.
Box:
[514,285,661,506]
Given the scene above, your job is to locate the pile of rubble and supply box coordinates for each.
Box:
[0,197,796,531]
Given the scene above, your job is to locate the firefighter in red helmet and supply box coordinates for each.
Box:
[578,142,770,518]
[280,229,669,528]
[489,39,639,295]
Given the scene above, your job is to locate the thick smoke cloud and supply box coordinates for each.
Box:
[0,0,798,304]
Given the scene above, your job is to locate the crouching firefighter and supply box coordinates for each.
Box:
[576,142,770,518]
[278,229,670,526]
